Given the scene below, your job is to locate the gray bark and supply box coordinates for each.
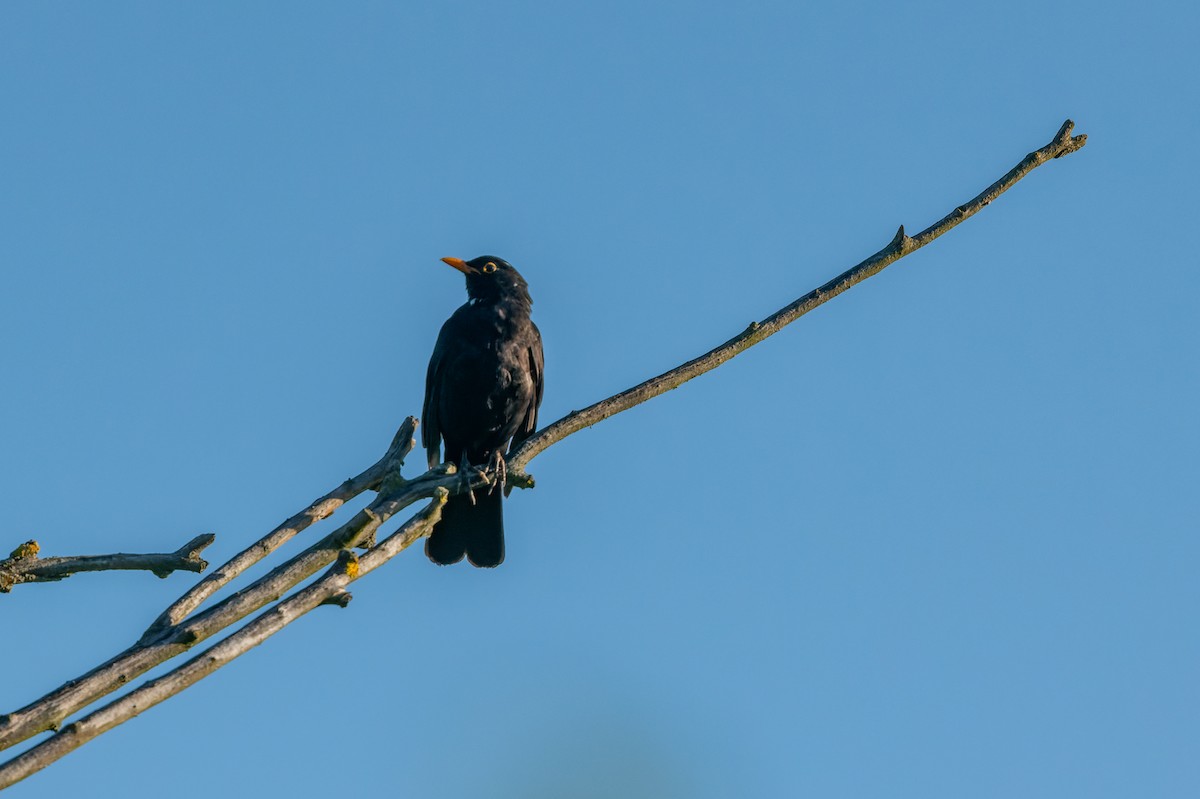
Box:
[0,535,214,593]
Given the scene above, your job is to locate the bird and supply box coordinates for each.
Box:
[422,255,544,567]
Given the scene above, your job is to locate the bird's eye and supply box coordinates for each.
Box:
[483,262,498,273]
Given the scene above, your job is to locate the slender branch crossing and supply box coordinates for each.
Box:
[0,493,447,789]
[142,415,420,638]
[0,453,477,754]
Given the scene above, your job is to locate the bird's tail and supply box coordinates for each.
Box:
[425,488,505,568]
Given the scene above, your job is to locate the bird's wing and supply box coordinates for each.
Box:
[422,325,449,468]
[512,322,544,450]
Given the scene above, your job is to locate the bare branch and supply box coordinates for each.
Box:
[141,416,417,637]
[0,458,485,752]
[0,492,447,790]
[0,535,215,593]
[0,120,1087,783]
[507,119,1087,481]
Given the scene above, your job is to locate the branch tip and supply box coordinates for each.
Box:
[175,534,216,561]
[1057,133,1087,157]
[506,469,536,492]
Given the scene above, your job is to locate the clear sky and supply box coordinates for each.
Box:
[1,2,1196,796]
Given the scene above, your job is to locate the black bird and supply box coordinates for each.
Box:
[422,255,544,567]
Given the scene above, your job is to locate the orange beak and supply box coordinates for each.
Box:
[441,257,471,274]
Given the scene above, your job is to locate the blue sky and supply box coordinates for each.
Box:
[1,2,1196,796]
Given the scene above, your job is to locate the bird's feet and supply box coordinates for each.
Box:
[485,450,507,495]
[454,451,507,502]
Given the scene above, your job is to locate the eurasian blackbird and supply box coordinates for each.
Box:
[422,255,544,567]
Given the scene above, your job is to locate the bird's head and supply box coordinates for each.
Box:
[441,255,532,307]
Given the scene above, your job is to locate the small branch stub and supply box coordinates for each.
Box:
[320,591,353,608]
[1052,119,1087,157]
[888,225,913,254]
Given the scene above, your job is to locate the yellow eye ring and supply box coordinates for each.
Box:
[483,262,498,273]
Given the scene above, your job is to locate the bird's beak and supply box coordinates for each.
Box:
[441,257,472,275]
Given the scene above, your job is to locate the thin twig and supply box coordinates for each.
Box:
[0,492,447,790]
[507,120,1087,480]
[0,535,215,594]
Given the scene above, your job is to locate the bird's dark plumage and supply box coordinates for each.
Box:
[422,255,544,567]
